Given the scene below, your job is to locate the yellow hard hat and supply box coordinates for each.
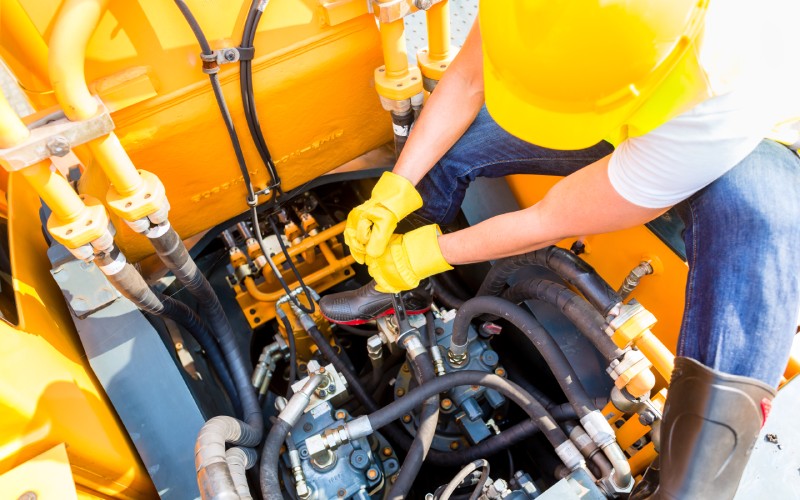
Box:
[480,0,710,149]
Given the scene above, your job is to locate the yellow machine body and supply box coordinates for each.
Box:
[0,0,796,497]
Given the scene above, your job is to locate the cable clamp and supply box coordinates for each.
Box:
[236,46,256,61]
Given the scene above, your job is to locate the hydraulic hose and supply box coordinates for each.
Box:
[388,350,439,500]
[226,447,257,500]
[96,250,240,414]
[501,279,625,363]
[304,323,379,412]
[147,225,263,441]
[448,296,596,419]
[430,274,465,310]
[439,459,489,500]
[359,371,576,463]
[260,375,323,500]
[477,246,622,315]
[196,416,261,500]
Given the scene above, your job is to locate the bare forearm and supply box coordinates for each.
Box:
[393,20,484,185]
[438,156,670,264]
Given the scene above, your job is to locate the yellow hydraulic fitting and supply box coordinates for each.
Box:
[21,161,110,252]
[606,302,675,382]
[49,0,169,227]
[374,17,423,101]
[606,349,656,399]
[416,0,456,88]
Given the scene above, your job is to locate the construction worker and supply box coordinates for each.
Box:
[336,1,800,498]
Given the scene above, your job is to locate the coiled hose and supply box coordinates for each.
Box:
[477,246,622,315]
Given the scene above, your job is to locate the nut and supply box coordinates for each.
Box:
[46,135,70,157]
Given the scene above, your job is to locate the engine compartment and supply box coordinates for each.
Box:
[167,179,672,499]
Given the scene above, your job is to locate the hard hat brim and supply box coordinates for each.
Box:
[483,53,632,151]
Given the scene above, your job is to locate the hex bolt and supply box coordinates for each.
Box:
[367,468,379,481]
[402,414,412,424]
[440,398,453,411]
[382,447,392,457]
[414,0,433,9]
[46,135,70,157]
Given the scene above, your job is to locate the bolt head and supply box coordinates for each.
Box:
[46,135,70,157]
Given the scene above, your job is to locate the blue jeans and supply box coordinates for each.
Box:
[416,107,800,387]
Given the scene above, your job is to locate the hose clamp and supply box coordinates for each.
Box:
[96,250,127,276]
[554,441,585,471]
[579,410,617,449]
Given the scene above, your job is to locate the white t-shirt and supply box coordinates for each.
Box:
[607,0,800,209]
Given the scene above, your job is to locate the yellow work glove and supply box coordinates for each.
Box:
[367,224,453,293]
[344,171,423,264]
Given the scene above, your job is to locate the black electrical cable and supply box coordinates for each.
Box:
[240,0,282,194]
[174,0,316,315]
[265,215,315,314]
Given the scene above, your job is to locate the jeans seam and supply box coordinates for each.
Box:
[678,199,700,358]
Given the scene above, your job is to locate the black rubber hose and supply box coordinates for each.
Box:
[161,295,242,415]
[260,419,292,500]
[148,227,263,441]
[450,296,595,419]
[240,1,281,193]
[501,279,625,363]
[431,275,465,310]
[388,351,439,500]
[97,251,241,414]
[366,370,569,451]
[425,311,438,350]
[477,246,622,315]
[279,314,298,388]
[306,325,379,412]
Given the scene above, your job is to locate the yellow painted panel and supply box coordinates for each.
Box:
[506,174,687,360]
[9,0,391,262]
[0,173,156,498]
[0,443,77,499]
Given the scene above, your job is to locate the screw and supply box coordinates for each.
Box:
[337,488,346,497]
[382,447,392,457]
[367,468,379,480]
[402,364,410,373]
[390,474,398,484]
[336,410,346,420]
[46,135,70,157]
[224,49,237,61]
[450,441,460,450]
[303,422,313,432]
[440,398,453,411]
[494,367,506,377]
[435,327,444,335]
[402,414,412,424]
[396,388,405,397]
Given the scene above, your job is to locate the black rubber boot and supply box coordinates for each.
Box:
[653,357,775,500]
[319,280,432,325]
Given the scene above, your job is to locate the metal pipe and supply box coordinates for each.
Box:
[378,19,411,79]
[0,91,29,148]
[49,0,144,196]
[1,0,51,94]
[425,1,451,61]
[21,161,85,222]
